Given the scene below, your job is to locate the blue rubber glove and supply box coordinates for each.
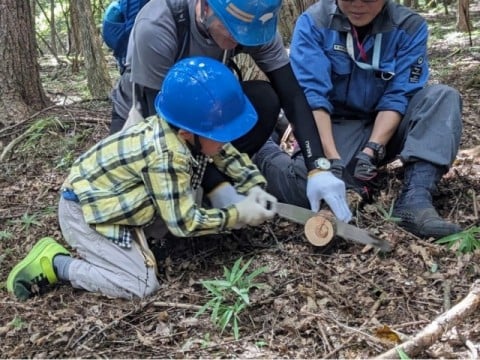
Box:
[306,171,352,223]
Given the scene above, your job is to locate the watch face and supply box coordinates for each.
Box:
[314,158,331,170]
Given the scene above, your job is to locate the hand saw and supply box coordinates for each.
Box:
[276,202,392,252]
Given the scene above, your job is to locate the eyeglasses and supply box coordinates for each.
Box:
[340,0,380,3]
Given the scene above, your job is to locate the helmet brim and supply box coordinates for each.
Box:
[224,18,278,47]
[155,93,258,143]
[212,6,278,47]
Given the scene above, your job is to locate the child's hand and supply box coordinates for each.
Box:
[235,189,277,226]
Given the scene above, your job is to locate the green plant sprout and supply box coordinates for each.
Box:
[196,257,267,340]
[435,226,480,254]
[41,206,57,216]
[20,117,64,151]
[0,230,14,241]
[396,347,411,360]
[10,213,42,233]
[200,333,211,349]
[55,149,76,170]
[10,317,26,330]
[376,200,401,223]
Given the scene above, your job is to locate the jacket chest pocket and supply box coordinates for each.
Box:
[327,50,352,104]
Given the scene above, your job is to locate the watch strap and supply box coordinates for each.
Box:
[365,141,385,161]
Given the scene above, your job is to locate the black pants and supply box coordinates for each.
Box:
[111,80,281,193]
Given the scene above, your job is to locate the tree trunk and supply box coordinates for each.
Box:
[457,0,470,32]
[69,1,81,73]
[278,0,316,46]
[0,0,49,128]
[70,0,111,99]
[50,0,58,56]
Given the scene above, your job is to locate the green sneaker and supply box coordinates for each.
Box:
[7,237,70,300]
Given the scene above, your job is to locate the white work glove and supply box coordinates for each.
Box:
[208,183,245,209]
[306,171,352,223]
[235,187,277,226]
[247,186,278,211]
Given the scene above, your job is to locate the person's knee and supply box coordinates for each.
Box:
[138,275,160,298]
[424,84,462,107]
[127,270,160,298]
[254,139,290,170]
[427,85,463,131]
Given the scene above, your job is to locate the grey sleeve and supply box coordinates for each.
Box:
[245,32,290,73]
[129,2,179,90]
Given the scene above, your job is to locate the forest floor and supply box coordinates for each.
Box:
[1,6,480,359]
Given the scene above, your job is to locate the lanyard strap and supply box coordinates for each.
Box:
[346,31,383,71]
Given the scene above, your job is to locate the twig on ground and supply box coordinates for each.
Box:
[0,126,37,162]
[446,48,461,58]
[392,320,430,330]
[471,189,478,220]
[152,301,202,310]
[350,269,387,295]
[443,279,451,311]
[265,223,280,245]
[447,192,462,220]
[0,104,60,137]
[304,293,390,359]
[465,339,478,360]
[316,319,334,353]
[460,145,480,158]
[0,101,110,138]
[322,313,387,345]
[69,306,139,349]
[375,280,480,359]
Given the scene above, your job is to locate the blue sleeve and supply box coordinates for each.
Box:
[376,21,429,114]
[290,13,334,113]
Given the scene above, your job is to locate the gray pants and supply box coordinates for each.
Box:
[254,84,462,207]
[58,197,161,299]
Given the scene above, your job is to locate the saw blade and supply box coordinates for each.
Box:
[276,202,317,225]
[335,221,392,252]
[276,202,392,252]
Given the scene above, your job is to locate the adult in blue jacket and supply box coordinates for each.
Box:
[254,0,462,238]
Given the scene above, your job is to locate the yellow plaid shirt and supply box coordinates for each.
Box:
[64,115,266,247]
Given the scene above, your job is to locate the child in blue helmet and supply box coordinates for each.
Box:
[7,57,277,300]
[108,0,351,224]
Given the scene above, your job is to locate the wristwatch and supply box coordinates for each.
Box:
[313,157,331,171]
[365,141,386,161]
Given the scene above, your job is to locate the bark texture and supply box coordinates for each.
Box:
[70,0,111,99]
[0,0,48,127]
[457,0,471,32]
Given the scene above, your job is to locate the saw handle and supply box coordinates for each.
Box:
[304,212,336,246]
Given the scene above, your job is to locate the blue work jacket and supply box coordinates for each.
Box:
[290,0,429,118]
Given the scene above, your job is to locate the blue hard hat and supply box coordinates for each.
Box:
[208,0,282,46]
[155,57,258,143]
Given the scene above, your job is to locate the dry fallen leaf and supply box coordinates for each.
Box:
[374,325,402,344]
